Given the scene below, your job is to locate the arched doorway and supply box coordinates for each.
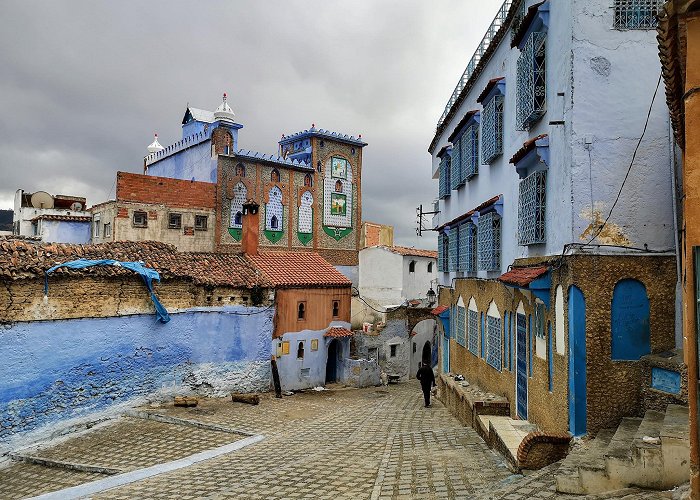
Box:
[568,285,587,436]
[410,319,436,377]
[422,341,431,365]
[326,339,338,383]
[611,279,650,360]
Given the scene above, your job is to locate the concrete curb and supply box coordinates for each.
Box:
[124,409,255,436]
[8,453,122,475]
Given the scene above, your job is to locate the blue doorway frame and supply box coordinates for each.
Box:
[516,312,528,420]
[568,285,587,436]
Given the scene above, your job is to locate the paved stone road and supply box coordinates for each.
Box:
[0,382,685,499]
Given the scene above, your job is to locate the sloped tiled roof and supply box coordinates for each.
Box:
[246,251,351,288]
[388,246,437,259]
[0,239,268,288]
[476,77,505,104]
[431,305,449,315]
[509,134,548,165]
[324,327,354,338]
[498,266,549,287]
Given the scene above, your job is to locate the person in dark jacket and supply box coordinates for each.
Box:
[416,362,436,407]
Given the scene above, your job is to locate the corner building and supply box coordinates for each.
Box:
[430,0,680,437]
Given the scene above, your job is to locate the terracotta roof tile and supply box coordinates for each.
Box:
[386,246,437,259]
[511,1,546,48]
[324,327,353,338]
[436,194,502,231]
[431,305,449,315]
[498,266,549,287]
[509,134,548,165]
[476,77,505,104]
[246,251,351,288]
[0,239,268,288]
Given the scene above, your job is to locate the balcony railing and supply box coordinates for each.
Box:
[436,0,513,130]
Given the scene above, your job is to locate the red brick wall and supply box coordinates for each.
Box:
[116,172,216,209]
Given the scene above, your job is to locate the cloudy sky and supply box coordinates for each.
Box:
[0,0,502,247]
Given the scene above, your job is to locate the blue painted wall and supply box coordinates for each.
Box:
[651,367,681,394]
[147,142,218,183]
[42,220,91,244]
[0,307,272,445]
[611,279,651,360]
[568,285,587,436]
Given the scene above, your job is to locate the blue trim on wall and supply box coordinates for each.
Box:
[528,314,533,377]
[651,367,681,394]
[547,321,553,392]
[568,285,587,436]
[480,313,485,358]
[611,279,651,360]
[504,312,510,371]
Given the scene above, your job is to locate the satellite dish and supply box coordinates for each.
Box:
[30,191,54,209]
[70,202,83,211]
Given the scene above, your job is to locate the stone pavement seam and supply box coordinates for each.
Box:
[27,434,265,500]
[8,453,122,475]
[125,409,254,436]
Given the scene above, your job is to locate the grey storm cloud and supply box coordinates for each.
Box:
[0,0,503,247]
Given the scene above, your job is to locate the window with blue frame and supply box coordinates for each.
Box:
[534,302,546,339]
[439,152,451,199]
[448,226,459,272]
[468,309,479,355]
[516,31,546,130]
[486,315,502,371]
[477,212,501,271]
[458,222,477,273]
[438,232,447,272]
[518,170,547,245]
[456,305,466,347]
[481,94,504,164]
[459,124,479,181]
[613,0,663,29]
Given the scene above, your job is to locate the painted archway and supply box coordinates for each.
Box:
[568,285,587,436]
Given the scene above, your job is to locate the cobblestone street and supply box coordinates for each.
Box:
[0,382,683,499]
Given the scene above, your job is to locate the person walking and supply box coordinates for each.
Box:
[416,362,436,407]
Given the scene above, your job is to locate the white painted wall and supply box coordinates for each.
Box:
[555,285,565,354]
[402,255,437,300]
[13,190,91,240]
[359,247,437,304]
[431,0,673,287]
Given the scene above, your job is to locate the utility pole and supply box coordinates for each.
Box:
[415,203,439,237]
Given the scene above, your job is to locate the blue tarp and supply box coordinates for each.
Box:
[44,259,171,323]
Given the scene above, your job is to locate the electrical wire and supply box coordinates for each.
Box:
[352,286,408,313]
[584,73,662,245]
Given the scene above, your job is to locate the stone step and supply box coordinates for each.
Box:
[555,428,615,494]
[660,404,690,489]
[633,409,664,450]
[627,410,665,489]
[604,418,644,489]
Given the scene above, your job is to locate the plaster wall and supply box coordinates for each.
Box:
[359,248,404,305]
[569,0,674,250]
[273,322,352,391]
[354,320,411,380]
[0,306,273,449]
[147,141,218,183]
[13,203,91,239]
[402,255,437,301]
[40,220,91,244]
[410,319,437,377]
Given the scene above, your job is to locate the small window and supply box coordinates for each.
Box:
[103,222,112,238]
[195,215,208,231]
[428,262,433,273]
[409,261,416,273]
[614,0,663,30]
[168,213,182,229]
[224,145,230,155]
[304,173,313,187]
[297,341,305,359]
[390,344,398,358]
[320,140,325,147]
[31,221,38,236]
[413,342,417,353]
[235,163,245,177]
[335,180,343,193]
[93,218,101,237]
[297,302,306,320]
[270,215,279,230]
[271,169,280,183]
[332,300,340,318]
[234,211,242,226]
[133,211,147,228]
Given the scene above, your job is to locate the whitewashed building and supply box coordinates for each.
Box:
[429,0,680,439]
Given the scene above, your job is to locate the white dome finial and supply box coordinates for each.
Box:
[147,133,164,154]
[214,92,235,122]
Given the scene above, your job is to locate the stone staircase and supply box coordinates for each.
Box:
[555,404,689,495]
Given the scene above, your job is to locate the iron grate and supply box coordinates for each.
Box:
[614,0,663,29]
[518,170,547,245]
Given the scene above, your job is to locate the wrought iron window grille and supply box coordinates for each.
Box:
[486,315,503,371]
[478,212,502,271]
[439,155,451,199]
[613,0,663,30]
[518,170,547,245]
[468,309,479,355]
[438,232,448,272]
[456,306,467,347]
[458,222,478,273]
[460,124,479,181]
[482,94,504,164]
[516,31,546,130]
[449,226,460,272]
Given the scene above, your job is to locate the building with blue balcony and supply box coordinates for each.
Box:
[429,0,682,438]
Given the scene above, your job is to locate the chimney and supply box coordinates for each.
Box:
[241,199,260,256]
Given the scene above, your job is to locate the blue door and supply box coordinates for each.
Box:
[611,279,650,360]
[442,332,450,373]
[568,286,587,436]
[516,313,528,420]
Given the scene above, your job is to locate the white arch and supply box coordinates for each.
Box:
[266,186,283,231]
[487,300,500,318]
[555,285,565,354]
[468,296,478,312]
[229,181,247,229]
[298,191,313,233]
[517,300,525,315]
[457,295,465,307]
